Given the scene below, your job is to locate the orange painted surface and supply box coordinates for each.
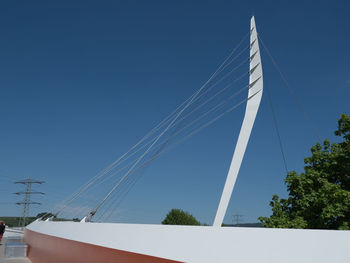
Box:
[24,229,182,263]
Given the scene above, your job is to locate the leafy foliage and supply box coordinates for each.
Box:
[162,209,200,226]
[259,114,350,230]
[0,212,78,227]
[36,212,55,220]
[0,217,30,227]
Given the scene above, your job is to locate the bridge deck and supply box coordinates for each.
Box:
[0,229,31,263]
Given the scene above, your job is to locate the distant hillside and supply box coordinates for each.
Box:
[0,217,36,227]
[0,216,77,227]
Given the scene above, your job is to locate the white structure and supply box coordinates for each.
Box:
[214,16,263,227]
[25,220,350,263]
[23,17,350,263]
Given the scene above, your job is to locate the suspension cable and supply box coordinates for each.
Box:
[54,33,250,217]
[265,84,289,173]
[258,35,322,142]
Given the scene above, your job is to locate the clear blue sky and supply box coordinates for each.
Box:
[0,0,349,225]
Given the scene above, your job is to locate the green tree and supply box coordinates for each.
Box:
[259,114,350,230]
[162,209,200,225]
[36,212,55,220]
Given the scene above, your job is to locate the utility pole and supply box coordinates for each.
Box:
[232,213,243,226]
[14,178,45,227]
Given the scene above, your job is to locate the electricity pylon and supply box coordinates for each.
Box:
[232,213,243,226]
[14,178,45,227]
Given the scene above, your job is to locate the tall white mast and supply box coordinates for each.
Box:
[213,16,263,227]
